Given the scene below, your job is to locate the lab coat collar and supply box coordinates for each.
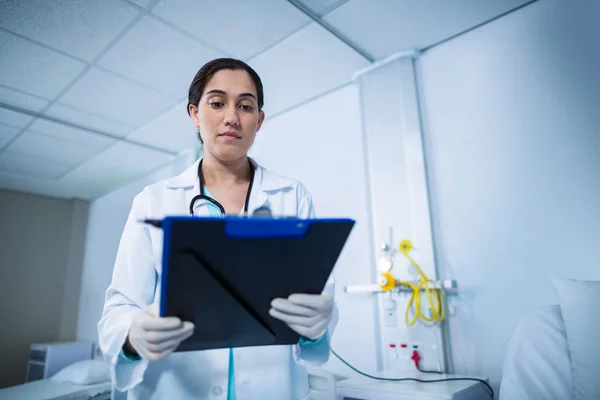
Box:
[164,157,294,192]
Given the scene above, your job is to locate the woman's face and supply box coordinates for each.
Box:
[190,69,265,162]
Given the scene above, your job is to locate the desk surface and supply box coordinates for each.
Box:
[337,373,489,400]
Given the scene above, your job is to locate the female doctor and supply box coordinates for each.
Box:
[97,58,338,400]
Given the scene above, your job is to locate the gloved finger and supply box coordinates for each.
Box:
[269,308,316,327]
[271,298,317,317]
[137,312,183,332]
[288,293,333,311]
[147,302,160,316]
[290,319,329,341]
[146,325,194,353]
[287,324,311,338]
[145,322,195,344]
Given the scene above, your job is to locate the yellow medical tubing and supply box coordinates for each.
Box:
[397,240,445,326]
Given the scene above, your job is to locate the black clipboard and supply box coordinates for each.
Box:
[149,216,355,352]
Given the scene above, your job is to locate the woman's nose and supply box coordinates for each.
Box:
[224,106,240,127]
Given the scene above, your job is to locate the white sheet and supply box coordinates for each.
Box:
[499,304,572,400]
[0,379,111,400]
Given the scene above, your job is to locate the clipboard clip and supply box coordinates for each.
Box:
[140,219,163,228]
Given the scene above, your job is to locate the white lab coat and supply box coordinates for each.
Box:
[98,157,338,400]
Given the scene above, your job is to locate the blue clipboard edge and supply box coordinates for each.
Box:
[158,216,355,317]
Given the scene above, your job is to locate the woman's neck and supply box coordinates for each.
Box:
[202,153,251,186]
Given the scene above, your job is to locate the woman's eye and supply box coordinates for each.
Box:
[240,105,253,111]
[209,102,224,109]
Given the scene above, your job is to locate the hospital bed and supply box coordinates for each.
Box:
[500,278,600,399]
[0,379,112,400]
[0,342,112,400]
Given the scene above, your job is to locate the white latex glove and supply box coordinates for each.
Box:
[269,293,334,341]
[126,303,194,362]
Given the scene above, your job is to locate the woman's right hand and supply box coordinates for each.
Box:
[125,303,195,362]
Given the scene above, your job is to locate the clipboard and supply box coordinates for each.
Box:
[150,216,355,352]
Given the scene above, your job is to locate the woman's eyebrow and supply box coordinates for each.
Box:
[239,92,257,100]
[205,89,256,101]
[205,89,227,96]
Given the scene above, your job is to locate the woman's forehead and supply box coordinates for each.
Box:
[204,69,257,96]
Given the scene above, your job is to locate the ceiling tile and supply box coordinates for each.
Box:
[0,0,139,61]
[248,22,369,116]
[56,67,180,127]
[151,0,311,59]
[44,103,133,137]
[0,169,75,198]
[0,30,86,99]
[0,107,33,128]
[6,130,111,166]
[127,100,197,153]
[129,0,156,9]
[0,123,20,149]
[294,0,349,17]
[98,16,225,98]
[324,0,531,59]
[60,141,174,197]
[27,119,115,149]
[0,151,72,179]
[0,86,50,112]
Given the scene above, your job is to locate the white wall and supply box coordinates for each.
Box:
[253,83,380,377]
[419,0,600,393]
[76,151,197,343]
[0,189,88,388]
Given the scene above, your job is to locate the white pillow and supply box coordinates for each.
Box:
[552,277,600,400]
[50,359,110,385]
[499,305,572,400]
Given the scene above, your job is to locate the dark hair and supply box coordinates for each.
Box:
[187,58,264,116]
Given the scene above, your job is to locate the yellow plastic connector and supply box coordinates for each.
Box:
[378,272,397,291]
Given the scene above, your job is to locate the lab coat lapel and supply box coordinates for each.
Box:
[247,160,269,215]
[164,158,210,217]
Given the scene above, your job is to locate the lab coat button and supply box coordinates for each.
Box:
[212,386,223,396]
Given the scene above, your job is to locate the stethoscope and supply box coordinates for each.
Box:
[188,158,255,216]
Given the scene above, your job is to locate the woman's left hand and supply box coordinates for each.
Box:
[269,293,334,341]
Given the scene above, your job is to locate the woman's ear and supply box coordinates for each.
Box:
[189,104,200,126]
[256,110,265,132]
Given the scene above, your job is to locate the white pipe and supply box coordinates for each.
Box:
[344,279,458,294]
[352,49,421,81]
